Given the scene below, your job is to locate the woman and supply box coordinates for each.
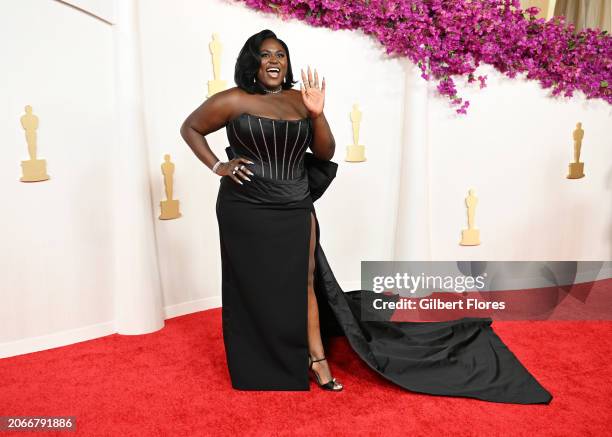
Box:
[181,29,343,391]
[181,29,553,403]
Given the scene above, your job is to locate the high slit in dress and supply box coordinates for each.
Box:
[215,112,552,404]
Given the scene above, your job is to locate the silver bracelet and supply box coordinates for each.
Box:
[212,161,223,174]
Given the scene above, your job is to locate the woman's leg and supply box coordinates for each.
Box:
[307,212,341,387]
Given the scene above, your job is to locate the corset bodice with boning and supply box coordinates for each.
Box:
[226,112,313,181]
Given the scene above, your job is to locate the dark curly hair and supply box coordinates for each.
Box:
[234,29,298,94]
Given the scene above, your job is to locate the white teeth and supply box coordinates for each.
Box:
[267,68,280,72]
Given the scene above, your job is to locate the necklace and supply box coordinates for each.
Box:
[263,85,283,94]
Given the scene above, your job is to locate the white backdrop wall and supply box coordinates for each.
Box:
[1,0,118,355]
[1,0,611,358]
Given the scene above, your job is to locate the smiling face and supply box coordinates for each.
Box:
[256,38,287,90]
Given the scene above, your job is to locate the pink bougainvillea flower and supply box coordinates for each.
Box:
[241,0,612,114]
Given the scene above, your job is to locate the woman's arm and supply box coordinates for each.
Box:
[300,67,335,161]
[179,88,239,171]
[309,112,335,161]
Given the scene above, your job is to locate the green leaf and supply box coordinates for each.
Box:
[601,80,609,88]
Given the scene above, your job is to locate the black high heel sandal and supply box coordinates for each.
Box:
[308,355,343,391]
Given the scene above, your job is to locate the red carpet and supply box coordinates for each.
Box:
[1,309,611,436]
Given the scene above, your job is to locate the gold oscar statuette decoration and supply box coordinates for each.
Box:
[567,122,585,179]
[207,33,227,97]
[345,103,366,162]
[19,105,50,182]
[159,154,182,220]
[459,189,481,246]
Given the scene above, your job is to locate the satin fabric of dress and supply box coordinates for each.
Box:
[217,116,552,403]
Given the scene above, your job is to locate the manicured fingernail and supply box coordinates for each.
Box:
[238,181,243,185]
[245,177,251,181]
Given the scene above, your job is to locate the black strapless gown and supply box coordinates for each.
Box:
[215,112,552,404]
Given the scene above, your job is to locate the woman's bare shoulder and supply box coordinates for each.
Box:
[285,88,309,116]
[204,87,252,120]
[181,87,253,135]
[286,88,301,98]
[211,86,248,104]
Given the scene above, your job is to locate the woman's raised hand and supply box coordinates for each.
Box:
[216,157,254,185]
[300,66,326,119]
